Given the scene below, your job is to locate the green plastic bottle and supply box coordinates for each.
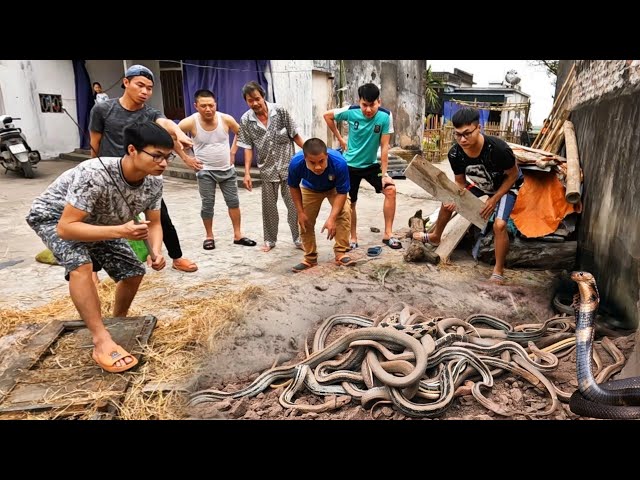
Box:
[128,214,149,262]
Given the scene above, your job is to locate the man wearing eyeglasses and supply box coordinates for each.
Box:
[414,107,523,284]
[89,64,199,273]
[26,121,172,373]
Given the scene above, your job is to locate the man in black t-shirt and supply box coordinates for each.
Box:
[414,108,524,284]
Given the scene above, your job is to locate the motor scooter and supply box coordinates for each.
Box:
[0,115,41,178]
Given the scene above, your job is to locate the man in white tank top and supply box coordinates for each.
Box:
[177,89,256,249]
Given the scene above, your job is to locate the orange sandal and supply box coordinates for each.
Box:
[172,258,198,272]
[92,345,138,373]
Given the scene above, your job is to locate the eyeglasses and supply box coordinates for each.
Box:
[139,148,174,163]
[453,125,478,140]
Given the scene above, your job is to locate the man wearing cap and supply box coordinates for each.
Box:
[89,64,199,273]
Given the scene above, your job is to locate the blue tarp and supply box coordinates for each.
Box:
[443,101,489,127]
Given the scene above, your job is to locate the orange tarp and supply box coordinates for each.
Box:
[511,169,578,238]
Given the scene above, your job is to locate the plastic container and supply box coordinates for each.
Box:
[128,239,149,262]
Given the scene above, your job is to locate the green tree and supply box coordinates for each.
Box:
[424,65,444,112]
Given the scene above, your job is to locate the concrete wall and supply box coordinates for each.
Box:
[0,60,78,158]
[269,60,314,144]
[85,60,126,101]
[563,60,640,329]
[343,60,425,150]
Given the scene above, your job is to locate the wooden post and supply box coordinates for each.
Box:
[563,120,581,204]
[404,155,488,230]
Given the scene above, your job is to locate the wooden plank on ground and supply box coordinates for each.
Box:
[405,155,488,230]
[435,213,472,263]
[0,320,64,402]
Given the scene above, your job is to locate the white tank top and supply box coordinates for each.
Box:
[193,112,232,171]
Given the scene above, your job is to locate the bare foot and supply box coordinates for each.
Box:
[261,242,276,252]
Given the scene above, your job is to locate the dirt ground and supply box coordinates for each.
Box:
[0,159,635,420]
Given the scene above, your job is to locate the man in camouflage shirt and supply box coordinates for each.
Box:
[26,121,172,373]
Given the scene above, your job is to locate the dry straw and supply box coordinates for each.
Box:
[0,275,264,420]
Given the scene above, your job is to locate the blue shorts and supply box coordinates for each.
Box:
[469,186,517,222]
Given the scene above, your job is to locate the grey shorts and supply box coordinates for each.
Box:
[196,168,240,218]
[29,222,145,282]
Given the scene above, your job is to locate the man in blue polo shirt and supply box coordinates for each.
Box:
[287,138,352,272]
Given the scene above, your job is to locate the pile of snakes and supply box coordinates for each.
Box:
[189,272,636,419]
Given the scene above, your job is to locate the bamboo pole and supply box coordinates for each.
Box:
[563,120,581,204]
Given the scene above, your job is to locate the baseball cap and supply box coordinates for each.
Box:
[121,64,155,88]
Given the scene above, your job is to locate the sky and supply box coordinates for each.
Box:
[427,60,556,127]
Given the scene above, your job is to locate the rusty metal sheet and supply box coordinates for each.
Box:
[0,315,156,418]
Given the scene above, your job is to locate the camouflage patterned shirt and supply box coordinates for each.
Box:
[26,157,163,226]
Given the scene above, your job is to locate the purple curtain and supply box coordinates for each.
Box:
[182,60,270,165]
[72,60,94,150]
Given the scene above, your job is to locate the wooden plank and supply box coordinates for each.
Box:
[563,120,581,204]
[404,155,488,230]
[434,211,473,264]
[0,316,157,416]
[0,321,64,401]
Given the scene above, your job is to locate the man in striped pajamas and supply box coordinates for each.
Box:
[237,81,304,252]
[414,107,524,284]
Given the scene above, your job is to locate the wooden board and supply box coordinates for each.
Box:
[0,316,156,418]
[434,213,472,263]
[404,154,488,230]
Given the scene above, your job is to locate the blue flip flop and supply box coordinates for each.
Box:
[367,246,383,257]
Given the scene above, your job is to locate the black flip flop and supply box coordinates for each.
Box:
[367,246,382,257]
[382,237,402,249]
[203,239,215,250]
[233,237,257,247]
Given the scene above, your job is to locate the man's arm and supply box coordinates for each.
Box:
[323,109,347,151]
[57,204,149,242]
[89,131,102,157]
[144,208,166,270]
[479,164,519,219]
[175,116,203,171]
[289,185,308,234]
[243,148,253,191]
[292,134,304,149]
[225,114,241,165]
[156,117,194,151]
[380,133,393,187]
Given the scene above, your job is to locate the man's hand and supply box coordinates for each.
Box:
[297,211,309,234]
[480,196,499,220]
[243,174,252,192]
[121,220,149,240]
[338,138,347,151]
[176,130,193,150]
[442,202,457,212]
[183,154,203,171]
[321,217,337,240]
[148,252,166,271]
[382,175,395,189]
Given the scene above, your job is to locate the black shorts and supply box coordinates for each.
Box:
[348,164,383,203]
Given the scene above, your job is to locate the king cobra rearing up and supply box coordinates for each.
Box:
[569,271,640,419]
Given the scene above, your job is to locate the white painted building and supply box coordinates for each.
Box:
[0,60,79,158]
[0,60,425,159]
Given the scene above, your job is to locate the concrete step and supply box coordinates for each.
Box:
[74,148,91,156]
[59,151,90,162]
[165,162,262,188]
